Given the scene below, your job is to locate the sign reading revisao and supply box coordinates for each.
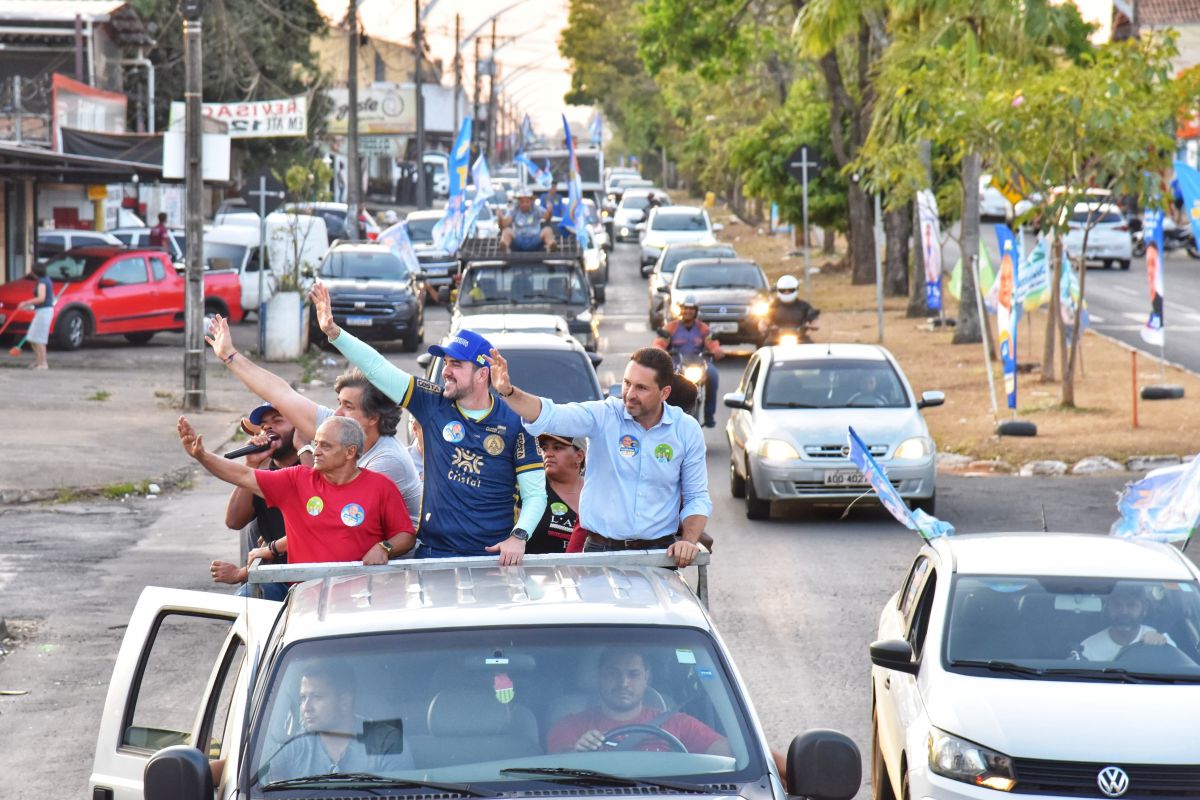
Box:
[168,96,308,139]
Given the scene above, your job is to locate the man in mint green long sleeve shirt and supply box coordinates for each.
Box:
[310,283,545,565]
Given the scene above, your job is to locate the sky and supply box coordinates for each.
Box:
[314,0,591,136]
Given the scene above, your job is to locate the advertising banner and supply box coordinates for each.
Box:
[169,95,307,138]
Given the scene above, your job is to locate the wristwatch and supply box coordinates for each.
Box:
[509,527,530,541]
[297,443,315,457]
[377,540,394,555]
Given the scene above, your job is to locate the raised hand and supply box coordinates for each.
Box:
[205,314,235,361]
[485,348,512,397]
[177,416,205,459]
[308,282,340,340]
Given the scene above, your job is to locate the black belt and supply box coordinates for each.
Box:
[585,532,676,549]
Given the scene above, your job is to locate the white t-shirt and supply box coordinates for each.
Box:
[1080,625,1175,661]
[315,406,423,525]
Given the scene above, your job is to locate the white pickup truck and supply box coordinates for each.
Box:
[90,553,861,800]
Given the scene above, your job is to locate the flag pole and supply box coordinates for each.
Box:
[973,253,1000,419]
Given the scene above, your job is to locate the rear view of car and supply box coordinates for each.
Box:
[314,243,425,351]
[1063,202,1133,270]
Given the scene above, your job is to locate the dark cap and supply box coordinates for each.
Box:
[247,402,280,425]
[538,433,587,451]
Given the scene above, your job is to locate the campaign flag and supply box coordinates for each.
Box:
[1018,236,1052,311]
[1110,454,1200,543]
[589,110,603,146]
[1059,251,1089,346]
[463,155,493,236]
[994,225,1020,409]
[847,427,954,540]
[917,189,942,311]
[561,114,591,249]
[948,240,996,311]
[1172,160,1200,243]
[521,114,534,150]
[513,152,552,188]
[448,118,472,199]
[378,221,421,275]
[1141,209,1165,347]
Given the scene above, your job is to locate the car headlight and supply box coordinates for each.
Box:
[894,436,933,459]
[670,302,682,318]
[683,364,705,384]
[756,438,800,461]
[751,300,770,317]
[620,227,630,236]
[928,729,1016,792]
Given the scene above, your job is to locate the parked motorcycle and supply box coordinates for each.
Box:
[1133,217,1200,259]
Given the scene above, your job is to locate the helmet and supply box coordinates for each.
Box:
[680,294,699,309]
[776,274,799,304]
[382,210,399,225]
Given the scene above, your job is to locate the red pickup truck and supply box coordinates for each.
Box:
[0,246,243,349]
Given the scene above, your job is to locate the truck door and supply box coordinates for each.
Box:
[241,245,277,312]
[89,587,280,800]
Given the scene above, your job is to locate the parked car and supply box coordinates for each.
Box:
[660,258,770,345]
[35,229,122,259]
[213,197,249,226]
[640,206,722,270]
[723,343,943,519]
[612,189,671,242]
[870,532,1200,800]
[647,244,738,328]
[0,247,243,350]
[420,330,602,404]
[1063,202,1133,270]
[110,226,187,263]
[283,201,380,245]
[399,210,460,303]
[203,212,328,314]
[311,241,425,351]
[424,152,450,197]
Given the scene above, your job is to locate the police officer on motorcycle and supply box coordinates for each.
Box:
[765,275,820,343]
[654,295,723,428]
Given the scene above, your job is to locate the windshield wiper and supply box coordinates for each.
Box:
[263,772,488,795]
[500,767,706,794]
[1040,667,1198,684]
[949,659,1045,678]
[765,402,819,408]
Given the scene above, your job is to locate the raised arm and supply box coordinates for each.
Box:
[310,283,413,403]
[205,315,321,440]
[178,416,263,496]
[485,349,543,422]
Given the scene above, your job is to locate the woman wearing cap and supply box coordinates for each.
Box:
[527,434,585,554]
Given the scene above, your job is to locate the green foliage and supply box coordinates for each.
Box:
[284,158,333,203]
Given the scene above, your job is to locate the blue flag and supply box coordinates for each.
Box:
[561,114,591,249]
[432,118,473,252]
[847,427,954,540]
[1111,454,1200,543]
[378,220,420,275]
[1141,209,1165,347]
[994,224,1019,410]
[448,118,472,199]
[514,152,552,188]
[589,111,603,146]
[1173,161,1200,243]
[521,114,534,150]
[463,155,492,236]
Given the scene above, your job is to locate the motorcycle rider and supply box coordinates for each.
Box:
[654,295,723,428]
[765,275,820,343]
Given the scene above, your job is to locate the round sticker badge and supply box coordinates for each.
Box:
[340,503,365,527]
[618,434,640,458]
[442,421,465,443]
[483,433,505,456]
[550,501,569,516]
[306,496,324,516]
[653,443,674,463]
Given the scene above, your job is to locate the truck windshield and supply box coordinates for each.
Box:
[406,218,438,244]
[41,254,111,282]
[459,265,589,308]
[320,250,409,280]
[203,242,249,272]
[248,625,762,794]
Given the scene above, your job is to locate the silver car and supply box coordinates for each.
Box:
[723,343,944,520]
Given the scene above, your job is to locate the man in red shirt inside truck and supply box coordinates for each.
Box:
[177,414,415,568]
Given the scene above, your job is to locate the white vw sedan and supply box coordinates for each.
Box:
[870,533,1200,800]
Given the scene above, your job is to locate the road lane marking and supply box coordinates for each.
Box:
[623,322,648,332]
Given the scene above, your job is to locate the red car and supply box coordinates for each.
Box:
[0,247,244,349]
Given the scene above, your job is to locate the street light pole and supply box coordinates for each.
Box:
[182,0,205,411]
[346,0,361,240]
[452,13,461,140]
[472,38,482,150]
[414,0,427,209]
[487,20,497,160]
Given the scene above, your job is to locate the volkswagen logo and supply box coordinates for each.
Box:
[840,445,851,457]
[1097,766,1129,798]
[719,306,727,314]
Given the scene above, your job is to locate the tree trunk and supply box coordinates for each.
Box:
[1061,253,1089,407]
[823,229,836,254]
[1041,235,1062,382]
[952,152,983,344]
[907,140,933,317]
[849,182,876,284]
[884,202,911,297]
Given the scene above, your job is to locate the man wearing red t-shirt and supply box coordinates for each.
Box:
[547,649,731,756]
[178,415,415,566]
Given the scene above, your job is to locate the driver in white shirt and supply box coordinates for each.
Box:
[1079,585,1175,661]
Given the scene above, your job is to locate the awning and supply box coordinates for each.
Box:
[0,140,163,182]
[59,127,161,167]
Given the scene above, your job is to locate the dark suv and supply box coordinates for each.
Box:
[313,242,425,351]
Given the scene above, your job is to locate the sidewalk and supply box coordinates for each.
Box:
[0,321,342,504]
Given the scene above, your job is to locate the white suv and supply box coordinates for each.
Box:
[640,206,721,267]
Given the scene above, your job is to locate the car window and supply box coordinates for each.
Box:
[675,263,765,290]
[321,250,409,280]
[171,233,187,260]
[203,242,249,272]
[761,358,910,409]
[1069,210,1123,225]
[37,235,65,258]
[652,213,708,232]
[76,235,113,248]
[907,572,938,658]
[899,557,931,616]
[150,256,166,281]
[113,232,136,246]
[103,257,149,286]
[664,247,736,274]
[248,625,763,789]
[460,265,589,308]
[621,196,650,210]
[42,254,107,282]
[740,359,761,397]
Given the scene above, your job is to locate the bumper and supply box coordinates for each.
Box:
[699,316,762,345]
[332,307,419,341]
[568,319,598,351]
[641,245,663,264]
[909,765,1069,800]
[747,457,935,503]
[616,223,640,241]
[419,260,460,288]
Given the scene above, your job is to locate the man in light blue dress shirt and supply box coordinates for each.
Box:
[488,346,710,567]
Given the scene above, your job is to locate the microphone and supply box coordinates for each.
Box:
[224,434,279,460]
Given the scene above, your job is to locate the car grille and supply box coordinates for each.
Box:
[332,299,395,316]
[804,443,888,459]
[698,304,747,321]
[1012,758,1200,798]
[788,479,920,495]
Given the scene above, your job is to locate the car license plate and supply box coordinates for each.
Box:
[345,316,373,327]
[710,321,738,334]
[425,266,448,276]
[824,469,868,486]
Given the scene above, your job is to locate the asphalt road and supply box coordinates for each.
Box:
[0,240,1168,799]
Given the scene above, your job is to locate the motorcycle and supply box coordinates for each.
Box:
[761,306,821,346]
[1133,217,1200,259]
[673,352,711,424]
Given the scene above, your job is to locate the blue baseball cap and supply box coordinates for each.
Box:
[428,329,494,367]
[247,402,280,425]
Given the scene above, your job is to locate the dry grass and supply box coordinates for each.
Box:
[709,207,1200,465]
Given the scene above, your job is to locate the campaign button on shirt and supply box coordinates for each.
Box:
[654,443,674,463]
[618,434,640,458]
[306,496,324,516]
[341,503,366,527]
[442,421,465,443]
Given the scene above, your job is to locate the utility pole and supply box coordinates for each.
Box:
[182,0,205,411]
[346,0,361,240]
[452,14,462,141]
[473,38,483,153]
[414,0,427,209]
[487,19,497,160]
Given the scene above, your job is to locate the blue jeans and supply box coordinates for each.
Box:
[512,231,543,252]
[236,582,289,602]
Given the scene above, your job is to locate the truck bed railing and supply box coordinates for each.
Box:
[248,549,710,606]
[458,236,581,264]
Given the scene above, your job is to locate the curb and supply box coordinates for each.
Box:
[937,452,1190,478]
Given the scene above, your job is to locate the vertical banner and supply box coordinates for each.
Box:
[433,118,473,252]
[561,114,591,249]
[1141,210,1165,347]
[1018,236,1051,312]
[994,225,1019,409]
[917,189,942,311]
[463,155,492,234]
[378,218,421,275]
[846,427,954,540]
[1059,250,1089,347]
[589,111,603,146]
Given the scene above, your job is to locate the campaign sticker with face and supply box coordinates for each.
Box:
[618,434,640,458]
[550,501,569,516]
[675,648,697,664]
[484,433,505,456]
[306,496,324,516]
[653,443,674,463]
[442,421,465,443]
[340,503,365,527]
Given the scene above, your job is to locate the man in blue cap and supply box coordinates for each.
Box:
[309,282,546,564]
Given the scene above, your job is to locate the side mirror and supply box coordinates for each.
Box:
[144,745,213,800]
[656,285,671,294]
[634,223,646,232]
[786,730,862,800]
[723,392,751,411]
[869,639,920,676]
[416,353,432,368]
[300,266,316,278]
[712,222,724,232]
[917,390,945,410]
[608,384,621,399]
[587,352,603,368]
[98,277,119,289]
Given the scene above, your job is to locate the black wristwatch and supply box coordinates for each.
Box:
[510,527,530,541]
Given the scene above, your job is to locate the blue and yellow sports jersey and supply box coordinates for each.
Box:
[402,377,543,554]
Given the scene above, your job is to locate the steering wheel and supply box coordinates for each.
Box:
[844,392,886,407]
[1114,640,1197,668]
[601,724,688,753]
